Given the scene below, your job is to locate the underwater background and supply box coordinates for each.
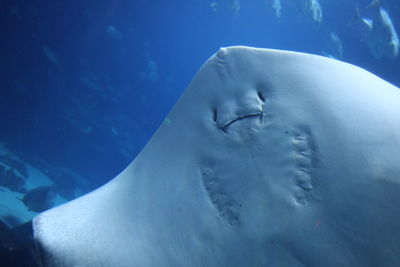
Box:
[1,0,400,225]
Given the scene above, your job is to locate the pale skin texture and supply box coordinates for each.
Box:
[34,47,400,267]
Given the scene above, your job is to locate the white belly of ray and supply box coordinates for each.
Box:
[34,47,400,267]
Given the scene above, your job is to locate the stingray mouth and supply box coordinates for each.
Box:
[213,91,267,134]
[220,112,264,133]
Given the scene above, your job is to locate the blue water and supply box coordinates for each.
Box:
[1,0,399,195]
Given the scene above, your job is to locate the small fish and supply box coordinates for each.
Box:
[321,32,343,59]
[352,0,400,59]
[42,45,63,70]
[10,6,22,20]
[368,2,399,58]
[210,2,218,12]
[271,0,282,18]
[106,26,122,41]
[306,0,322,23]
[366,0,380,10]
[349,4,373,40]
[21,186,56,212]
[13,80,28,93]
[147,60,158,72]
[291,0,322,23]
[232,0,240,15]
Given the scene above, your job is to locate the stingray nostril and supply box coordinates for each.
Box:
[257,90,265,102]
[212,108,218,122]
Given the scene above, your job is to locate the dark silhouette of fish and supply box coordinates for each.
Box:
[21,186,56,213]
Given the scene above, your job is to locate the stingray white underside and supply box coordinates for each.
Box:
[34,47,400,267]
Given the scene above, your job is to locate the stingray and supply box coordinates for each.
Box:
[33,47,400,266]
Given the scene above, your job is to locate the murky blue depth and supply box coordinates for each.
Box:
[0,0,399,198]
